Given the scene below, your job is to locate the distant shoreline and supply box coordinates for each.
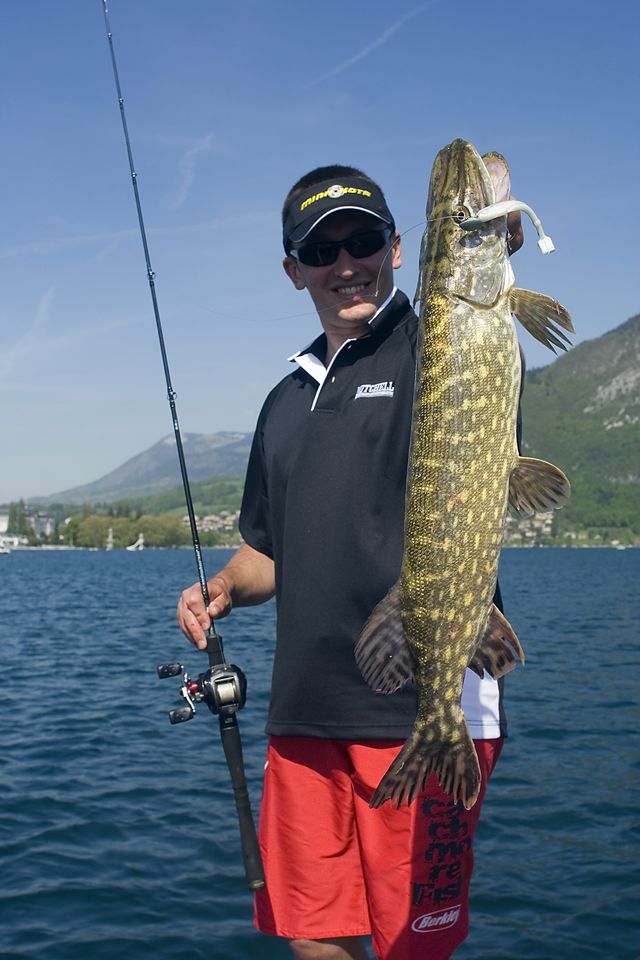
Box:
[3,543,243,552]
[4,544,636,552]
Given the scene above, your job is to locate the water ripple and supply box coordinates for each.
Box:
[2,548,639,958]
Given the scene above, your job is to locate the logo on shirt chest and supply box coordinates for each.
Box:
[354,380,395,400]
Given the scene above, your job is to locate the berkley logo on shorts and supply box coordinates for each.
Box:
[299,184,372,212]
[355,381,395,399]
[411,905,461,933]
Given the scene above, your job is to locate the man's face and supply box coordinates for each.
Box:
[283,211,402,344]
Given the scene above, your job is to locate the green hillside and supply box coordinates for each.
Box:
[518,312,639,542]
[128,477,244,518]
[8,314,639,549]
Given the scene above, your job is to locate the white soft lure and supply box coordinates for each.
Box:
[459,198,556,254]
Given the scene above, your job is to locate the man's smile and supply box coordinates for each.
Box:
[336,283,369,297]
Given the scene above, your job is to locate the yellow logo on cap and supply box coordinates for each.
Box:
[299,184,372,212]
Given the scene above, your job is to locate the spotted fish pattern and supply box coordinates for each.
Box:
[355,140,573,809]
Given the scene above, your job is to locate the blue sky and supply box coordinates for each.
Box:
[1,0,638,504]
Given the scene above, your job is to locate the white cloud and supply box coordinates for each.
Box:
[305,2,438,87]
[0,210,275,261]
[0,288,54,383]
[170,132,217,209]
[0,230,135,260]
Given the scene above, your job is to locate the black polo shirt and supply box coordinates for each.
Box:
[240,289,420,738]
[239,289,510,740]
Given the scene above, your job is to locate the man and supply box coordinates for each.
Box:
[177,165,523,959]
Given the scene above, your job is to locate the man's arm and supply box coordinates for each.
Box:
[177,543,275,650]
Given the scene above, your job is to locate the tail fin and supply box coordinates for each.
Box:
[370,716,481,810]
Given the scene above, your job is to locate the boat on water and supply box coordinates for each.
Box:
[126,533,145,552]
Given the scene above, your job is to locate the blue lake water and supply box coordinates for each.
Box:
[1,547,638,959]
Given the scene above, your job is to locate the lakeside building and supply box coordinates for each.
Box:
[29,513,56,538]
[503,510,555,546]
[181,510,240,534]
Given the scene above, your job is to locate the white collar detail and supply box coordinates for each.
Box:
[288,286,398,385]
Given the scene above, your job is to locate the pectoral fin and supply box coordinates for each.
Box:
[510,288,574,353]
[468,604,525,679]
[509,456,571,515]
[354,581,414,694]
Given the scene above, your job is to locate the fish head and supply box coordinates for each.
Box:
[416,139,510,306]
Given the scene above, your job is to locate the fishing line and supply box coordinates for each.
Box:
[372,215,458,299]
[183,216,458,327]
[100,0,264,891]
[371,219,422,299]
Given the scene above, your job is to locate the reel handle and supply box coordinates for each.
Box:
[169,706,195,724]
[157,662,182,679]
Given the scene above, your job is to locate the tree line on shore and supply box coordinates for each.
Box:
[5,465,638,549]
[4,496,239,548]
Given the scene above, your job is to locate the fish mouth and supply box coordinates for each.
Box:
[427,139,494,223]
[418,139,508,304]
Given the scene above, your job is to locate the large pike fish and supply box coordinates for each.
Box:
[355,139,574,809]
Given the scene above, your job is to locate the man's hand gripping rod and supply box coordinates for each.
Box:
[101,0,264,891]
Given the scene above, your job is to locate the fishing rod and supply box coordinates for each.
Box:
[100,0,264,891]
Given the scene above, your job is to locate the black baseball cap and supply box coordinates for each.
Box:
[283,176,394,251]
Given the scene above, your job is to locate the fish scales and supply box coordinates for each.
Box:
[405,295,519,705]
[355,139,573,809]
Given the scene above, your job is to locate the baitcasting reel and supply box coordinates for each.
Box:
[157,659,247,724]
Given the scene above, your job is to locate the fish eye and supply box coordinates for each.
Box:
[452,205,471,224]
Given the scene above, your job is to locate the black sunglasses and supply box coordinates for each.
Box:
[289,228,393,267]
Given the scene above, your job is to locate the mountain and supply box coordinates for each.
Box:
[520,312,639,534]
[40,432,253,504]
[35,315,640,536]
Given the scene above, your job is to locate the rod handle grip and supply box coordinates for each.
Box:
[219,715,265,889]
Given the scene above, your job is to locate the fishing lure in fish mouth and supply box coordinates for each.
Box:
[458,198,556,254]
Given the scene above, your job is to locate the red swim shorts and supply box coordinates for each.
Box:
[254,736,503,959]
